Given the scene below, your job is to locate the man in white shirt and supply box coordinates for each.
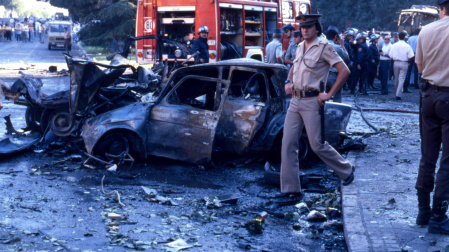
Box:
[389,31,414,100]
[379,36,392,94]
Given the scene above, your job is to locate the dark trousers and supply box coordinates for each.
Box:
[404,56,419,89]
[379,60,390,94]
[350,62,368,92]
[367,60,379,87]
[416,87,449,200]
[389,60,394,80]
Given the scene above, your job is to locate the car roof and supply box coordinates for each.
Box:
[183,59,288,71]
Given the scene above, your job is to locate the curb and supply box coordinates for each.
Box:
[342,151,371,252]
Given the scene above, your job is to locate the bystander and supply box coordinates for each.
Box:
[388,31,414,100]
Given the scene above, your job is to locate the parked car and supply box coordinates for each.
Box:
[81,59,352,165]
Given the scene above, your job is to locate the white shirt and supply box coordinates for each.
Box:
[389,40,414,62]
[380,42,392,61]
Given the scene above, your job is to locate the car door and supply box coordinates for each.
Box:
[146,74,229,164]
[214,66,270,154]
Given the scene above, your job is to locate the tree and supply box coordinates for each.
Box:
[48,0,135,47]
[0,0,13,9]
[0,0,23,14]
[78,0,136,47]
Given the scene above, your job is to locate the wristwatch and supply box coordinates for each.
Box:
[284,80,292,84]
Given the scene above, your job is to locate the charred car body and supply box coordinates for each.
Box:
[81,60,352,165]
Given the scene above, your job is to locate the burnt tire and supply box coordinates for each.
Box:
[94,133,130,162]
[49,110,74,137]
[25,106,42,132]
[267,132,310,166]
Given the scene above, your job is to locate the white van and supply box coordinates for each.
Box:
[47,21,72,50]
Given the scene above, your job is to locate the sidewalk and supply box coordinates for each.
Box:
[340,90,449,251]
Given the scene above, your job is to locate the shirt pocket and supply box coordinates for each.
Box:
[303,56,319,69]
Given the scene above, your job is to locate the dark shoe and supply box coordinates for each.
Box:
[417,190,431,226]
[428,198,449,233]
[417,209,431,226]
[379,92,388,95]
[342,171,354,186]
[362,91,368,96]
[395,97,402,100]
[350,90,355,95]
[403,90,412,93]
[428,216,449,234]
[414,85,421,89]
[273,192,303,199]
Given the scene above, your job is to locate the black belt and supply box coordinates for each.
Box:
[293,89,320,98]
[424,81,449,92]
[394,60,408,62]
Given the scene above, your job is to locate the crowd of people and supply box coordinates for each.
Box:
[0,18,47,43]
[264,23,420,102]
[0,17,82,45]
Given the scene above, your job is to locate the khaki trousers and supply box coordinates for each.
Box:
[280,97,353,193]
[394,61,408,98]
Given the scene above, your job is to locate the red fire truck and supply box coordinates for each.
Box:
[135,0,311,65]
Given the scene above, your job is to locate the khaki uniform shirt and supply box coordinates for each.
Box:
[292,37,342,91]
[416,16,449,86]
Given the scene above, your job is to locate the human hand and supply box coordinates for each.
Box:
[317,92,330,106]
[357,64,361,70]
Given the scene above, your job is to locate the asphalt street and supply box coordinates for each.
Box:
[0,40,348,251]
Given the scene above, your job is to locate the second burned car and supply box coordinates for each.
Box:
[81,59,352,165]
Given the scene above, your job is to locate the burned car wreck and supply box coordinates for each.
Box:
[82,59,352,165]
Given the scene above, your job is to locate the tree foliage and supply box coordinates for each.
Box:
[0,0,23,13]
[49,0,135,47]
[0,0,13,9]
[314,0,432,32]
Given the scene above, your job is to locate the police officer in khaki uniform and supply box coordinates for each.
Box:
[279,14,354,197]
[414,0,449,234]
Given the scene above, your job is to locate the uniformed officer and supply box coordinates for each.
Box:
[192,25,210,63]
[344,29,356,90]
[415,0,449,234]
[350,32,370,95]
[282,23,295,52]
[325,27,350,103]
[367,34,380,90]
[265,28,284,64]
[279,14,354,198]
[284,30,303,67]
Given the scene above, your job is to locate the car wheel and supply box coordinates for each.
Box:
[25,106,42,132]
[268,132,310,165]
[49,110,74,137]
[48,43,51,50]
[94,133,130,162]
